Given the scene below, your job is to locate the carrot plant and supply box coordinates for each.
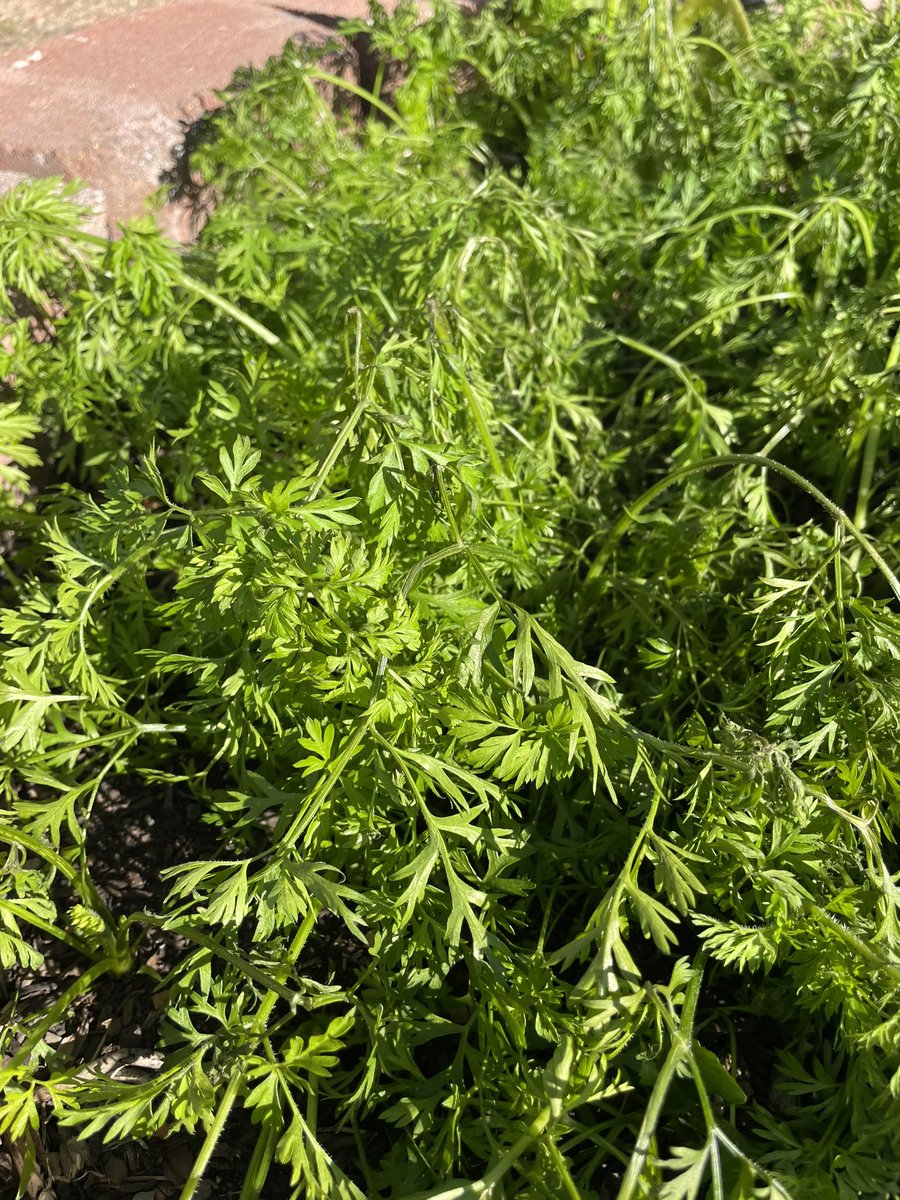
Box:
[1,1,899,1197]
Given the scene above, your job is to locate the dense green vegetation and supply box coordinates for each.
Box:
[1,1,899,1196]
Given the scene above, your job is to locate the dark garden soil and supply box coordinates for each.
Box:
[0,783,295,1200]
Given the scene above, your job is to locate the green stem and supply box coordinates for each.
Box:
[480,1109,552,1189]
[0,902,92,958]
[281,715,372,848]
[627,292,802,396]
[0,823,79,884]
[178,915,316,1200]
[674,0,753,43]
[429,302,515,509]
[0,823,116,934]
[425,1107,553,1199]
[307,70,413,134]
[810,905,900,982]
[308,308,373,502]
[257,911,317,1030]
[282,537,465,849]
[179,1068,242,1200]
[849,397,880,530]
[589,453,900,605]
[615,958,706,1200]
[544,1134,583,1200]
[308,395,371,503]
[8,958,120,1069]
[8,214,293,360]
[238,1121,278,1200]
[179,277,285,350]
[153,919,298,1004]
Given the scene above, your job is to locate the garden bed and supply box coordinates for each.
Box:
[1,2,899,1198]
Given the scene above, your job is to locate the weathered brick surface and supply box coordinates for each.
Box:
[0,2,355,239]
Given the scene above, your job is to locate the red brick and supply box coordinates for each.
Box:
[0,2,335,237]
